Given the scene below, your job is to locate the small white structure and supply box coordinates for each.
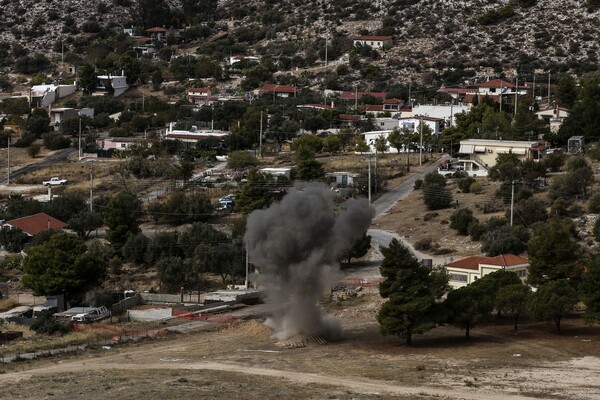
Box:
[537,106,570,133]
[229,55,260,65]
[163,122,230,144]
[445,254,529,289]
[353,35,393,49]
[96,137,149,151]
[96,73,129,97]
[259,167,292,180]
[327,171,360,186]
[411,103,471,127]
[30,82,77,107]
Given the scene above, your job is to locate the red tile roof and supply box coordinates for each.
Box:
[447,254,529,271]
[258,84,296,94]
[365,105,384,112]
[446,256,490,271]
[189,88,211,93]
[145,27,166,33]
[484,254,529,267]
[5,213,67,236]
[478,79,515,88]
[339,114,362,121]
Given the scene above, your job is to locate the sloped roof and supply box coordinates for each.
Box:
[258,84,296,94]
[446,256,490,271]
[447,254,529,271]
[145,27,166,33]
[478,79,515,88]
[5,213,67,236]
[484,254,529,266]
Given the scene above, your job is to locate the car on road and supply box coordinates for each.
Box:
[42,177,67,186]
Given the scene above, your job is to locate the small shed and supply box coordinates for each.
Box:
[568,136,584,154]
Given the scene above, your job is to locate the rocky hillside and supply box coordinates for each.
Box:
[1,0,599,86]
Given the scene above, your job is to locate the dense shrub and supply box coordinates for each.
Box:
[450,208,477,235]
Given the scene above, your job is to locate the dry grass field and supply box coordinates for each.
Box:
[0,295,599,400]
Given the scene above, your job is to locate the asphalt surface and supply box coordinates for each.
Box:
[0,148,77,185]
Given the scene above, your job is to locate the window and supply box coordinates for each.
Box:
[517,270,527,277]
[120,143,127,149]
[449,273,468,282]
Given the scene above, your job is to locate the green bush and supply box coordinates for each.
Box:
[457,177,476,193]
[450,208,477,235]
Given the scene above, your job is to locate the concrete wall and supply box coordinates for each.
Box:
[111,293,142,314]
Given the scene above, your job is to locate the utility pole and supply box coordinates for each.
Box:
[6,135,10,185]
[514,75,518,116]
[510,180,515,226]
[245,245,249,290]
[499,81,503,113]
[532,74,536,101]
[354,83,358,114]
[368,153,372,205]
[89,162,94,212]
[78,117,82,159]
[408,82,412,105]
[259,111,263,158]
[547,73,551,104]
[419,116,423,166]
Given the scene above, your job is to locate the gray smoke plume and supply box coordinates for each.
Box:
[244,182,374,341]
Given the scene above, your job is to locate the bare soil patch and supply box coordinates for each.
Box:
[0,298,598,400]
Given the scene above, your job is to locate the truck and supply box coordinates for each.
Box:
[42,177,67,186]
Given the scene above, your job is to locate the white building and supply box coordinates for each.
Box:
[352,35,393,49]
[445,254,529,289]
[96,73,129,97]
[411,104,471,127]
[163,122,230,144]
[30,82,77,107]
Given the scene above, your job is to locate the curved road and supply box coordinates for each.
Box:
[345,155,451,282]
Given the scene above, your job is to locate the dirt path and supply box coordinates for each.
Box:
[0,358,556,400]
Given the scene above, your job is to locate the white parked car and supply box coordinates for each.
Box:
[43,177,67,186]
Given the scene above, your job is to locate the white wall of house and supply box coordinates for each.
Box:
[412,104,471,127]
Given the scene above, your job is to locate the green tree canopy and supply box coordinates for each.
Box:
[21,233,106,304]
[444,285,492,339]
[580,254,600,324]
[449,208,477,235]
[103,191,142,249]
[338,232,371,265]
[527,217,583,286]
[529,280,579,333]
[496,283,530,330]
[377,238,448,345]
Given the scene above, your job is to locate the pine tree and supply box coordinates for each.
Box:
[377,239,448,345]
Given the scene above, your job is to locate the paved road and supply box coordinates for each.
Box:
[345,155,452,282]
[0,148,77,185]
[370,154,451,218]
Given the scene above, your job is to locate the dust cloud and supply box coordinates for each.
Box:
[245,182,374,341]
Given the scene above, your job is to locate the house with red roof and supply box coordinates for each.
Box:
[258,84,297,98]
[187,87,212,105]
[445,253,529,288]
[3,213,67,237]
[353,35,393,49]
